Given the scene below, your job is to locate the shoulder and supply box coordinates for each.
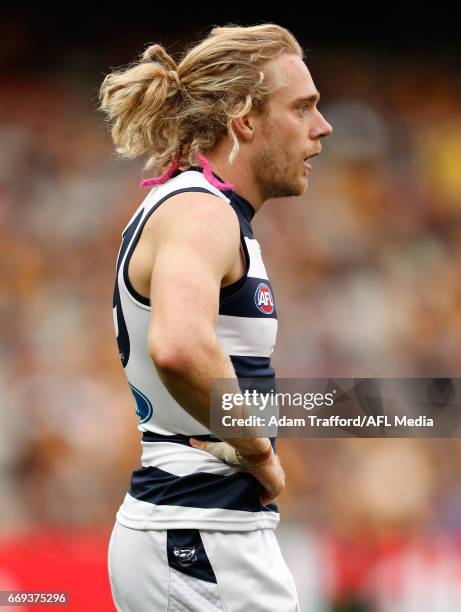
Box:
[143,188,240,244]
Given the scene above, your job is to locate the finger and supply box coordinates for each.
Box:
[260,494,274,506]
[189,437,207,450]
[189,439,222,458]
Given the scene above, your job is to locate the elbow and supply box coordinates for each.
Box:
[149,328,216,375]
[148,332,196,374]
[149,344,189,374]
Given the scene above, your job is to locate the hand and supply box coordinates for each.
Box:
[189,438,285,505]
[245,452,285,506]
[189,438,264,467]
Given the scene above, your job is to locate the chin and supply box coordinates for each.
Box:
[265,173,307,199]
[290,176,308,197]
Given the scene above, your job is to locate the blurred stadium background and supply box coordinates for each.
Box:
[1,8,461,611]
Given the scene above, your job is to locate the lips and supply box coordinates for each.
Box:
[303,150,320,171]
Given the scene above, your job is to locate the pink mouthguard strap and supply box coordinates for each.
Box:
[196,154,234,190]
[139,154,234,191]
[139,158,180,188]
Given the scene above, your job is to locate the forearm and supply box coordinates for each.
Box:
[152,337,271,456]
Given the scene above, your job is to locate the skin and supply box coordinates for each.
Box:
[128,52,333,504]
[206,52,333,210]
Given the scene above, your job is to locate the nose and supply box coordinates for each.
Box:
[321,115,333,138]
[311,110,333,140]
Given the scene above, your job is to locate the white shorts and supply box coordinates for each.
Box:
[108,519,300,611]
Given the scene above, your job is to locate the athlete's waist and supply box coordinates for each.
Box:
[140,431,277,453]
[133,433,279,515]
[116,491,280,532]
[128,465,278,515]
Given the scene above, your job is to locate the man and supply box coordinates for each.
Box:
[101,23,332,611]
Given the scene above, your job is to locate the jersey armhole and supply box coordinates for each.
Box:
[122,187,218,307]
[219,231,250,304]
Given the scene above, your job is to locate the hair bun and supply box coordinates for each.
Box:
[141,44,176,72]
[168,70,183,91]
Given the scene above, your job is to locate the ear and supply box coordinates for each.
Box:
[231,113,257,143]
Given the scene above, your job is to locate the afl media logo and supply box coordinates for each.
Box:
[255,282,274,314]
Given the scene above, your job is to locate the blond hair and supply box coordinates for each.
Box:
[98,23,303,174]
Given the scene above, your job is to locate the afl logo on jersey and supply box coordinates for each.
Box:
[255,282,274,314]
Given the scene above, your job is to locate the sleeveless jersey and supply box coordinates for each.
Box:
[113,166,279,531]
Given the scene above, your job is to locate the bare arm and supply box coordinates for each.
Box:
[146,192,284,503]
[146,192,260,447]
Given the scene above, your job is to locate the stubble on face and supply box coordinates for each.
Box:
[252,110,307,201]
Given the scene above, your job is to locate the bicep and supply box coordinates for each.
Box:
[150,241,221,337]
[147,194,240,354]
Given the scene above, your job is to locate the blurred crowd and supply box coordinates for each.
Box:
[1,41,461,610]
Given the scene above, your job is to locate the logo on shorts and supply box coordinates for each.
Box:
[254,282,274,314]
[173,546,197,567]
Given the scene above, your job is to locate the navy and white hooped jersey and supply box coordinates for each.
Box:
[113,166,279,531]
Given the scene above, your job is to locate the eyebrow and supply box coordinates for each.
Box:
[293,92,321,105]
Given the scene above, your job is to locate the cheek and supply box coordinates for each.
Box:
[262,118,301,162]
[283,121,304,149]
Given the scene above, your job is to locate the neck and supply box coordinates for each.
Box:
[202,143,265,213]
